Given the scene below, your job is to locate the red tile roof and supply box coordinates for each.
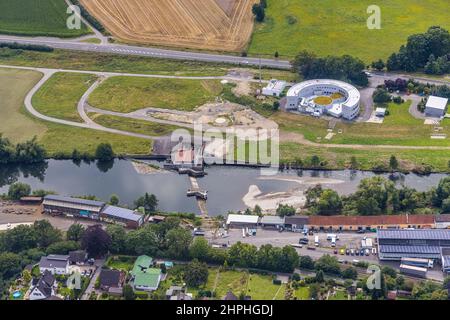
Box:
[308,214,434,227]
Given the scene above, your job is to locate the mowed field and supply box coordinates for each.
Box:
[0,68,151,156]
[248,0,450,62]
[79,0,257,51]
[0,0,90,37]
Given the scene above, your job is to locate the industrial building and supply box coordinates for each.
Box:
[377,229,450,261]
[425,96,448,118]
[260,216,285,229]
[43,195,144,229]
[226,214,259,229]
[262,79,287,97]
[286,79,361,120]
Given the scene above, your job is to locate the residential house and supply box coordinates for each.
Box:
[130,255,162,292]
[99,269,125,296]
[166,286,192,300]
[39,255,70,275]
[29,270,56,300]
[69,250,88,266]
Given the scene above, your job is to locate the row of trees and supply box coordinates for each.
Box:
[384,26,450,74]
[293,51,369,87]
[0,42,53,52]
[305,175,450,216]
[0,135,46,164]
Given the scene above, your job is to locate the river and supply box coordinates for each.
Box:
[0,160,448,216]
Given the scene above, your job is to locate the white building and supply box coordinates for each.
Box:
[226,214,259,228]
[425,96,448,118]
[286,79,361,120]
[29,271,57,300]
[262,79,287,97]
[39,255,70,275]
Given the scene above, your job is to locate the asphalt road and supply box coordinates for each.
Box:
[0,35,291,69]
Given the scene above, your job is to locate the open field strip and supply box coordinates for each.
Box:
[0,68,152,156]
[79,0,256,51]
[0,0,90,37]
[249,0,450,62]
[88,77,224,113]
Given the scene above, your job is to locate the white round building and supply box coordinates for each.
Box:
[286,79,361,120]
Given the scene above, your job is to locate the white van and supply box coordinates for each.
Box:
[314,236,319,247]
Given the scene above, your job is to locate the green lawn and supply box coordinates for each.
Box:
[294,286,310,300]
[0,68,47,143]
[88,77,223,113]
[0,0,90,37]
[32,72,97,122]
[90,114,187,137]
[274,101,450,147]
[248,0,450,63]
[105,256,135,272]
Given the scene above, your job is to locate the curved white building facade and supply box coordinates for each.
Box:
[286,79,361,120]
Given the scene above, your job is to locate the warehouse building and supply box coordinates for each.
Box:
[284,216,309,232]
[425,96,448,118]
[377,229,450,261]
[262,79,287,97]
[43,195,105,220]
[100,205,144,229]
[435,214,450,229]
[260,216,285,230]
[308,215,434,232]
[441,248,450,274]
[43,195,143,229]
[226,214,259,229]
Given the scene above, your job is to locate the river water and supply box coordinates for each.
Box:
[0,160,447,216]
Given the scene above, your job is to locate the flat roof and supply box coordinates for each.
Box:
[260,216,285,225]
[426,96,448,110]
[287,79,360,107]
[44,195,105,207]
[378,229,450,240]
[226,214,259,225]
[102,205,143,222]
[400,264,427,272]
[379,245,441,254]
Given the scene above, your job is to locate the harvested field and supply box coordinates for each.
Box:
[80,0,257,51]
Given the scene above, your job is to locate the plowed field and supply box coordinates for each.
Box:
[80,0,256,51]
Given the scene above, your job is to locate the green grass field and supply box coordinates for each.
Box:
[0,68,47,142]
[0,0,90,37]
[88,77,223,113]
[90,114,186,137]
[32,72,97,122]
[248,0,450,62]
[0,67,152,157]
[274,101,450,147]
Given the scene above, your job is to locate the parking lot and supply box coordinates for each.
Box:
[207,228,379,264]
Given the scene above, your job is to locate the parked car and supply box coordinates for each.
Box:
[357,229,365,234]
[350,249,355,256]
[346,249,350,255]
[360,249,366,256]
[365,249,370,256]
[334,249,338,254]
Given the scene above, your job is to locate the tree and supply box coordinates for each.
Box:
[0,252,21,279]
[66,223,86,242]
[253,205,262,216]
[315,189,342,216]
[33,220,62,248]
[123,284,136,300]
[134,193,158,213]
[314,270,325,283]
[278,246,299,273]
[95,143,115,161]
[1,225,36,253]
[342,267,358,280]
[7,182,31,200]
[276,204,296,217]
[81,225,111,258]
[371,59,385,71]
[299,255,315,270]
[389,155,399,172]
[252,3,265,22]
[109,194,120,206]
[314,255,341,275]
[372,88,392,104]
[184,259,209,288]
[165,228,192,260]
[189,237,210,262]
[46,241,80,255]
[125,225,158,256]
[106,224,127,254]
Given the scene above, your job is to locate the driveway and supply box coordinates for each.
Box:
[81,258,105,300]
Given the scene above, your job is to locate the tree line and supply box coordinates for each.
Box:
[293,50,369,87]
[373,26,450,75]
[0,135,46,165]
[304,175,450,216]
[0,42,53,53]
